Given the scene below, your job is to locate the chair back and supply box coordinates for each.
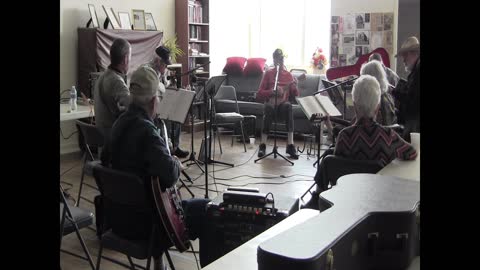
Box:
[76,120,104,148]
[319,155,383,189]
[93,164,149,209]
[214,85,240,113]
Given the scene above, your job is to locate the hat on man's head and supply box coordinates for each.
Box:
[129,66,165,97]
[273,48,285,59]
[155,45,172,65]
[395,36,420,57]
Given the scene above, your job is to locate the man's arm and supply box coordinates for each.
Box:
[256,70,273,102]
[144,128,181,189]
[112,79,131,113]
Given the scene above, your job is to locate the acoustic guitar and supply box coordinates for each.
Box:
[151,176,191,252]
[266,73,306,106]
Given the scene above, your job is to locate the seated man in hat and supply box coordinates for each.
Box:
[102,66,209,270]
[145,45,190,158]
[392,36,420,141]
[256,48,301,159]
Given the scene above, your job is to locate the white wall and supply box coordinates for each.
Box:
[331,0,399,70]
[60,0,175,154]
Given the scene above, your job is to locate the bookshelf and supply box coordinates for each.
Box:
[175,0,210,87]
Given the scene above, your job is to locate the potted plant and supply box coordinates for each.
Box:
[163,35,184,63]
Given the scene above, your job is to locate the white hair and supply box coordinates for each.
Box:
[352,75,381,119]
[360,60,388,93]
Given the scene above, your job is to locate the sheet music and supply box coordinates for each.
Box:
[296,94,342,119]
[156,88,196,124]
[315,95,342,116]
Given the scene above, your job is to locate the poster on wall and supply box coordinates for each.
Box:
[343,35,355,46]
[355,30,370,45]
[339,54,347,66]
[370,31,383,50]
[344,14,355,35]
[370,13,383,31]
[355,14,365,29]
[338,16,344,33]
[384,13,394,31]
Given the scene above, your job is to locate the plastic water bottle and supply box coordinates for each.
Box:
[70,86,77,111]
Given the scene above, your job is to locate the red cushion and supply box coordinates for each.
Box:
[244,58,266,76]
[223,57,247,75]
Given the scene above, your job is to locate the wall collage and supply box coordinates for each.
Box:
[330,13,394,68]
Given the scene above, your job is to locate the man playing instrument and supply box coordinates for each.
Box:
[256,48,303,159]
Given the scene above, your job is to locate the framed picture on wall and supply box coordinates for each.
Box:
[102,5,120,29]
[118,12,132,30]
[132,9,146,30]
[87,4,99,28]
[145,12,157,31]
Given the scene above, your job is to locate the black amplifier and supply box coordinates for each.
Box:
[199,190,299,267]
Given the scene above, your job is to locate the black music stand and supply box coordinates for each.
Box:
[200,75,229,199]
[255,66,294,166]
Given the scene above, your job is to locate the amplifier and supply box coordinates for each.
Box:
[200,190,299,267]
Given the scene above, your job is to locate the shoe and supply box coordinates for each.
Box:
[286,144,299,159]
[174,147,190,158]
[258,143,266,157]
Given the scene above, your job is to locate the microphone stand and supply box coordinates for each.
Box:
[255,65,294,165]
[166,62,211,174]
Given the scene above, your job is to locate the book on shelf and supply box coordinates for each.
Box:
[296,94,341,121]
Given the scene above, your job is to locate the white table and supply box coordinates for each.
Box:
[60,103,94,122]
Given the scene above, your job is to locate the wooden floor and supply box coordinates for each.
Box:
[60,131,324,270]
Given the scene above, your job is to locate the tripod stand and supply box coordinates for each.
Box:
[255,65,294,165]
[182,87,205,173]
[199,75,229,198]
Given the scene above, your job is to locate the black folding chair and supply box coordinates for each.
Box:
[92,164,176,270]
[60,185,96,270]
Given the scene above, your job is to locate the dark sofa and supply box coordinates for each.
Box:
[215,71,329,135]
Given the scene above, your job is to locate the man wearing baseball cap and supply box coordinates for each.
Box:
[145,45,190,158]
[392,36,420,141]
[101,65,210,270]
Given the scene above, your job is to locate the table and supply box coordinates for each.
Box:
[60,103,94,122]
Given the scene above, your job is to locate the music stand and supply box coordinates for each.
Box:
[157,87,197,198]
[200,75,229,199]
[255,66,294,165]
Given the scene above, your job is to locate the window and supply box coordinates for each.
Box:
[210,0,331,75]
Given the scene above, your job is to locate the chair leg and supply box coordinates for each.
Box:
[145,256,151,270]
[165,250,175,270]
[127,255,136,270]
[240,121,247,152]
[76,152,88,207]
[216,128,223,154]
[96,242,103,270]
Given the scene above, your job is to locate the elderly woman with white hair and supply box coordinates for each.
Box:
[359,60,397,126]
[333,75,417,166]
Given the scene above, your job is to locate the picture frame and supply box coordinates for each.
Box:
[132,9,146,30]
[144,12,157,31]
[118,12,132,30]
[102,5,120,29]
[88,4,99,28]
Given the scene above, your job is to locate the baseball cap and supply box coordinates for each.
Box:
[155,46,172,65]
[129,66,165,98]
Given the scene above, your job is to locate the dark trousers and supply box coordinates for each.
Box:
[182,198,211,241]
[164,120,182,148]
[262,102,294,134]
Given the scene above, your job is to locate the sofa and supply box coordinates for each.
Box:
[214,71,329,136]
